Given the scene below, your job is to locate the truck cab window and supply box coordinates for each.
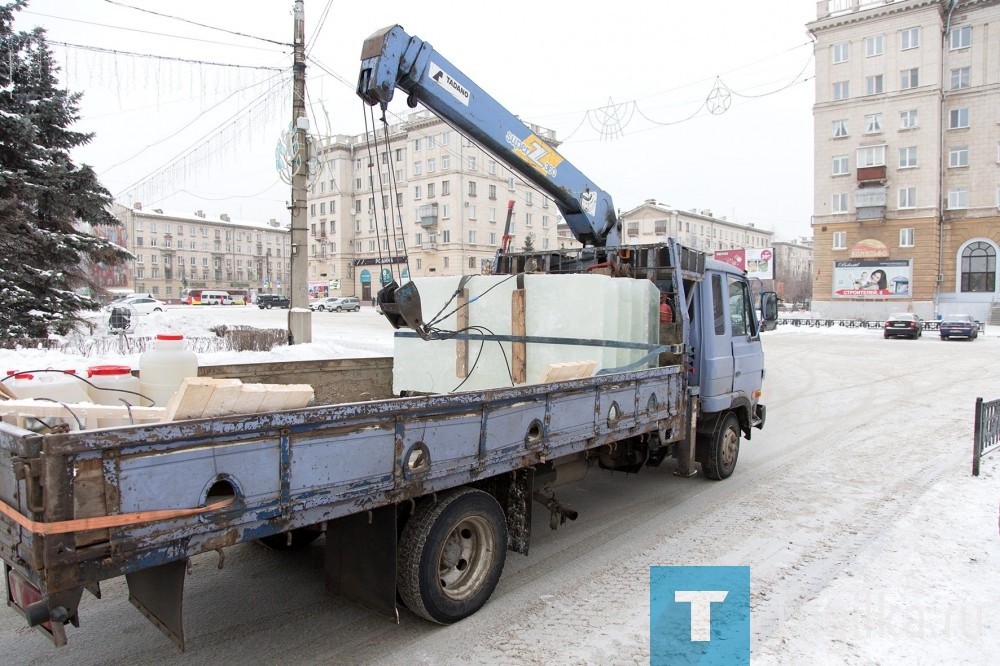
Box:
[728,278,757,337]
[712,274,726,335]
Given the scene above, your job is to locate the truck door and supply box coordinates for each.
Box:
[727,276,763,401]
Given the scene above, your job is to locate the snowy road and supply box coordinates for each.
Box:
[1,326,998,664]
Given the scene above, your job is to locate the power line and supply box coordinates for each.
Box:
[102,0,291,47]
[49,40,285,71]
[22,10,283,53]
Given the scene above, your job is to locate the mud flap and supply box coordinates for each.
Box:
[126,558,188,650]
[324,505,398,622]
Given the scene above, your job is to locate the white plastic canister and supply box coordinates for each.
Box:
[139,334,199,407]
[87,365,141,427]
[4,369,91,431]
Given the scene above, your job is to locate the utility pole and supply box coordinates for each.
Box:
[287,0,312,343]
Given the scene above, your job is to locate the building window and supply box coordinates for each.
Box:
[468,204,476,219]
[413,161,422,176]
[900,68,919,89]
[898,187,916,209]
[427,182,436,198]
[832,119,849,138]
[898,146,917,168]
[489,184,497,199]
[833,155,850,176]
[949,146,969,168]
[947,187,969,210]
[442,155,450,169]
[864,113,883,134]
[899,228,914,247]
[950,67,970,90]
[413,185,422,199]
[865,35,883,57]
[413,138,421,151]
[833,231,847,249]
[857,145,886,167]
[961,242,996,292]
[442,230,451,243]
[949,25,971,50]
[832,42,849,63]
[832,193,849,214]
[467,156,477,170]
[949,108,970,129]
[468,181,477,196]
[901,27,920,50]
[864,75,883,95]
[899,109,918,130]
[442,180,450,196]
[468,230,476,244]
[427,158,437,173]
[833,81,849,100]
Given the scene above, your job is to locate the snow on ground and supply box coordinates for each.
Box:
[1,306,998,664]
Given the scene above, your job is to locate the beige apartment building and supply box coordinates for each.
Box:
[110,204,291,303]
[618,200,774,252]
[808,0,1000,321]
[306,110,565,302]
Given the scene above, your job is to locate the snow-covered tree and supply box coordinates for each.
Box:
[0,1,129,338]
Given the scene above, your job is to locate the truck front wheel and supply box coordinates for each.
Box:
[697,412,741,480]
[397,488,508,624]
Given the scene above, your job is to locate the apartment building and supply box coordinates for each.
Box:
[110,203,291,303]
[618,200,775,252]
[808,0,1000,321]
[306,110,565,302]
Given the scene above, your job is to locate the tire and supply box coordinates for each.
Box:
[697,412,741,480]
[884,332,890,339]
[397,488,508,625]
[258,527,322,550]
[941,334,947,340]
[335,306,343,312]
[153,308,163,312]
[319,306,327,312]
[265,303,273,309]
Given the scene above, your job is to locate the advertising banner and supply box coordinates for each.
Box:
[308,280,329,299]
[832,260,911,298]
[713,248,774,280]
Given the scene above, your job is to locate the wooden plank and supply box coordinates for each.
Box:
[512,288,526,384]
[230,383,267,415]
[161,378,242,422]
[540,360,597,383]
[199,380,245,419]
[255,384,314,412]
[0,400,165,421]
[456,288,469,378]
[73,457,109,547]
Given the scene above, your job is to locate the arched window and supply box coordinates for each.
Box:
[961,241,996,292]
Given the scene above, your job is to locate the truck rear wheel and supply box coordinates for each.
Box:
[397,488,507,624]
[697,412,741,480]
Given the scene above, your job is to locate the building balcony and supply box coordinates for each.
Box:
[421,242,438,251]
[855,186,886,221]
[417,203,438,228]
[857,165,886,184]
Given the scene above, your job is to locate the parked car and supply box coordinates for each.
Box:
[256,294,290,309]
[883,313,922,339]
[105,295,165,315]
[939,313,979,340]
[311,296,361,312]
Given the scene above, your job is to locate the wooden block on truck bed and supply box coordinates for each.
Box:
[161,377,243,422]
[256,384,314,412]
[540,360,597,383]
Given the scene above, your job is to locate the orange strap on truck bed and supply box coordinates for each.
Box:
[0,497,234,535]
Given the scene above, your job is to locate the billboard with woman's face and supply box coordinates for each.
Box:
[832,260,911,298]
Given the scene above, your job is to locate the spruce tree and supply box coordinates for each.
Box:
[0,0,129,338]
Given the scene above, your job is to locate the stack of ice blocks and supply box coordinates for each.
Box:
[392,272,659,394]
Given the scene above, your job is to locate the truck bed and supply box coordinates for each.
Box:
[1,357,685,612]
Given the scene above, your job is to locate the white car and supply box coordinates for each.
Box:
[108,295,166,315]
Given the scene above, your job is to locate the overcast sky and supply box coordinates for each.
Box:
[15,0,817,241]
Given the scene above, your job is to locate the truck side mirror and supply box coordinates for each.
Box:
[760,292,779,322]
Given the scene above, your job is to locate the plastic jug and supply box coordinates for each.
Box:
[87,365,141,427]
[139,334,198,407]
[3,369,91,431]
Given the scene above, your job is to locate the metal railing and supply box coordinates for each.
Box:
[973,397,1000,476]
[776,318,985,332]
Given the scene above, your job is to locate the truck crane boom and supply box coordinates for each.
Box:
[358,24,620,249]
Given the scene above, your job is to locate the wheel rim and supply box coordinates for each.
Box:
[720,426,739,470]
[437,515,495,601]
